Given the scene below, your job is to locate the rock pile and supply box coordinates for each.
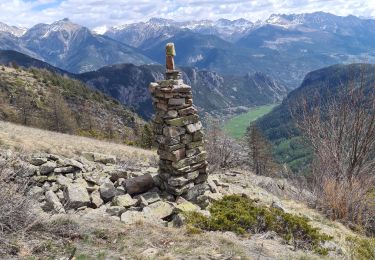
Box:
[149,78,208,201]
[16,151,207,225]
[25,152,155,212]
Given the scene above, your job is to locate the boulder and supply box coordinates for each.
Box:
[64,183,91,209]
[142,201,174,219]
[83,171,107,185]
[112,194,138,208]
[138,191,160,205]
[99,179,116,202]
[124,174,155,195]
[175,201,200,213]
[27,186,44,199]
[120,210,146,225]
[63,158,84,169]
[30,157,47,166]
[183,183,207,201]
[106,206,126,216]
[40,161,57,175]
[82,152,116,164]
[23,164,39,177]
[207,178,219,193]
[91,190,103,208]
[54,166,76,174]
[45,190,65,213]
[56,175,72,187]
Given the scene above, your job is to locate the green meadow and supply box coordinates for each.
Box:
[223,104,278,139]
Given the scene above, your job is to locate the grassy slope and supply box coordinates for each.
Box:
[223,104,278,139]
[0,121,155,162]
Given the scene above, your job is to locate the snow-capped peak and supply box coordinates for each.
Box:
[0,21,27,37]
[49,18,82,33]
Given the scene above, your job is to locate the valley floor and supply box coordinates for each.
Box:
[0,121,365,259]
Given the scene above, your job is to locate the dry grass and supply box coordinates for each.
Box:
[0,121,156,162]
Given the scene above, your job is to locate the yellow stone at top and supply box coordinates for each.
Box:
[166,43,176,56]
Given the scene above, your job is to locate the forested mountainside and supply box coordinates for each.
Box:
[256,63,375,171]
[78,64,288,119]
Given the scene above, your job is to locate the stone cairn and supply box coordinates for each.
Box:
[149,43,208,201]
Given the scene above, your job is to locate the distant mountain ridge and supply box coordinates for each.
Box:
[0,50,288,119]
[2,12,375,87]
[103,12,375,87]
[0,18,154,73]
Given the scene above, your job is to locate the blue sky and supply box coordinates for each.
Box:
[1,0,375,30]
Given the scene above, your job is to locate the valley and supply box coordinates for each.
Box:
[223,103,278,139]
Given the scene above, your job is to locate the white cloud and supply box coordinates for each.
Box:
[0,0,374,29]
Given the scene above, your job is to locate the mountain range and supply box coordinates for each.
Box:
[0,19,153,73]
[0,50,288,119]
[1,12,375,88]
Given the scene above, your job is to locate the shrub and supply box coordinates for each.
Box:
[347,236,375,260]
[204,115,245,171]
[0,159,36,255]
[185,195,332,254]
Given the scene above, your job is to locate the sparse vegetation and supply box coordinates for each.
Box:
[0,157,36,255]
[185,195,332,254]
[204,114,245,171]
[292,65,375,235]
[246,123,278,176]
[0,66,147,146]
[346,236,375,260]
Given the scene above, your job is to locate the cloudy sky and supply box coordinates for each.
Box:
[1,0,375,30]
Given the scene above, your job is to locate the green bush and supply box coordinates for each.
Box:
[185,195,332,254]
[347,236,375,260]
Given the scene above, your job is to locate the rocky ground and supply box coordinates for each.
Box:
[0,121,365,259]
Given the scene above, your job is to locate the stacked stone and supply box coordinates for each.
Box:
[149,77,208,201]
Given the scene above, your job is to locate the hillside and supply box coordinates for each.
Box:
[1,121,371,259]
[0,50,70,75]
[0,65,146,144]
[257,63,375,171]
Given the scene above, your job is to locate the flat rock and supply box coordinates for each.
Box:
[40,161,57,175]
[120,210,146,225]
[82,152,116,164]
[64,183,91,209]
[142,201,174,219]
[106,206,127,216]
[30,157,47,166]
[54,166,76,174]
[175,201,200,213]
[112,194,138,208]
